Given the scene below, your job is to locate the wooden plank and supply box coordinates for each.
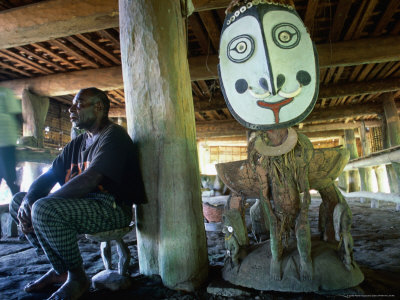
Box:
[0,49,54,74]
[352,0,379,39]
[189,13,210,55]
[343,1,367,40]
[75,33,121,64]
[373,0,400,36]
[15,46,67,72]
[348,65,363,82]
[333,66,344,83]
[197,80,211,98]
[31,42,80,70]
[303,0,319,34]
[191,82,203,98]
[198,10,221,53]
[0,60,32,77]
[98,29,120,50]
[49,39,99,68]
[329,0,353,42]
[0,0,119,49]
[65,36,112,67]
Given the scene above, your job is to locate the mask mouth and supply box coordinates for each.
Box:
[248,82,302,101]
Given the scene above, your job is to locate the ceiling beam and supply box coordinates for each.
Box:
[0,66,123,98]
[192,0,231,12]
[0,0,119,49]
[195,102,392,138]
[188,36,400,80]
[2,66,398,104]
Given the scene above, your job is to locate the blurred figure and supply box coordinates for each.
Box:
[0,87,21,196]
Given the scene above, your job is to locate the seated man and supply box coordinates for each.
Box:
[9,87,145,300]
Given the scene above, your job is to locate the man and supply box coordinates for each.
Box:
[10,87,145,300]
[0,87,21,196]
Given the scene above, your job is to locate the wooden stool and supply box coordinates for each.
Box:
[85,225,133,275]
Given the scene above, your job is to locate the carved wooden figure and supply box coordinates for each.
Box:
[216,0,363,292]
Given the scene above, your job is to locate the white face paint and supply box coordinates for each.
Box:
[219,4,319,130]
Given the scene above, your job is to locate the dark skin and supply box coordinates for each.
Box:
[17,89,110,299]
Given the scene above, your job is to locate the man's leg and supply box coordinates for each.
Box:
[0,146,20,195]
[30,193,131,298]
[9,192,43,254]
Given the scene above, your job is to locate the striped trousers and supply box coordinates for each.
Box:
[9,192,132,274]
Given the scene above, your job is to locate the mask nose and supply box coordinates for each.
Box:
[259,76,277,95]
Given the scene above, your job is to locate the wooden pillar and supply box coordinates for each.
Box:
[359,122,376,207]
[119,0,208,291]
[382,92,400,210]
[21,89,49,148]
[20,89,49,191]
[337,136,348,190]
[344,129,361,193]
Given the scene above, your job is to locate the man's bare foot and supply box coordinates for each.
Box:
[47,265,90,300]
[47,278,90,300]
[25,269,67,293]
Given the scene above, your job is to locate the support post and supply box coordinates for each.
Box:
[20,90,49,191]
[359,122,376,207]
[344,129,361,193]
[119,0,208,290]
[382,92,400,210]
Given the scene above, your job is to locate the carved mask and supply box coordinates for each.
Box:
[218,2,319,130]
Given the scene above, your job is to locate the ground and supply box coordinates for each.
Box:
[0,195,400,299]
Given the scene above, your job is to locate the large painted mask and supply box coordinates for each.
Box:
[218,1,319,130]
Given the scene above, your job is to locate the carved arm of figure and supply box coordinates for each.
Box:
[223,225,240,266]
[333,203,355,271]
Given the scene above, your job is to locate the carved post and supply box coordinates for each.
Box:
[119,0,208,290]
[20,89,49,191]
[358,122,375,207]
[382,92,400,210]
[344,129,360,193]
[21,89,49,148]
[337,136,348,190]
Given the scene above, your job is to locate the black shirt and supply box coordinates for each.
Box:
[50,123,145,206]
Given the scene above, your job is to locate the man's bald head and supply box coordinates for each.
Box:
[78,87,110,117]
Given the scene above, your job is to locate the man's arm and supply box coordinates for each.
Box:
[50,168,103,199]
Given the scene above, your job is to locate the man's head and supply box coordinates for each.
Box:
[69,88,110,130]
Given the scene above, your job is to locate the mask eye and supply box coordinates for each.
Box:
[227,34,255,63]
[272,23,300,49]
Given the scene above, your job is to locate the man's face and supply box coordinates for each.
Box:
[69,91,98,130]
[218,3,319,130]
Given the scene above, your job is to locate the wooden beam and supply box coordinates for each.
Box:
[194,78,400,112]
[192,0,231,12]
[319,77,400,99]
[297,120,381,133]
[187,36,400,79]
[0,0,119,49]
[318,36,400,68]
[0,66,123,98]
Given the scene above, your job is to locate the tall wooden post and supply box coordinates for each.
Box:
[119,0,208,290]
[337,136,348,190]
[21,89,49,148]
[359,122,376,207]
[382,92,400,210]
[20,89,49,191]
[344,129,361,193]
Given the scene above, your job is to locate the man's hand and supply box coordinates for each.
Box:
[17,199,34,234]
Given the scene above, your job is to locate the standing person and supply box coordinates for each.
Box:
[0,87,21,196]
[9,87,145,300]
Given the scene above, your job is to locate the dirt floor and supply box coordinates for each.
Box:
[1,195,399,299]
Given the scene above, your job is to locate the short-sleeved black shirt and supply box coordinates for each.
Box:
[50,123,145,206]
